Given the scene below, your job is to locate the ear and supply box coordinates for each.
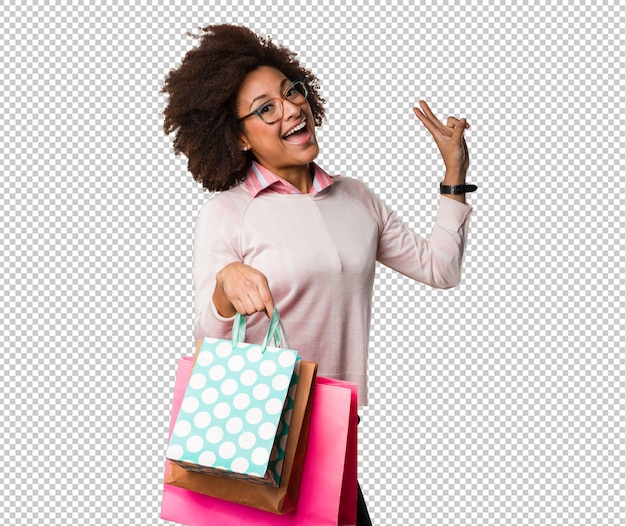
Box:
[239,134,251,152]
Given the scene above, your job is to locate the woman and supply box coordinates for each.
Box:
[162,23,474,525]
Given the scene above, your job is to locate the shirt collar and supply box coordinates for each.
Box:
[243,161,334,197]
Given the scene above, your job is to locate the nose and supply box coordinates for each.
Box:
[282,98,301,120]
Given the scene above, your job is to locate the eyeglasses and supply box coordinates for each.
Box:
[239,79,309,125]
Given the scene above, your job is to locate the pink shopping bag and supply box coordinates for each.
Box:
[316,377,358,526]
[161,357,358,526]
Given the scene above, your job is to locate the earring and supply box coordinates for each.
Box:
[243,146,249,152]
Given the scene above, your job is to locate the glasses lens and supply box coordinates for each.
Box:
[253,81,308,124]
[285,81,308,102]
[255,100,281,124]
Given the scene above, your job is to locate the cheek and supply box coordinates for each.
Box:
[305,101,315,118]
[244,124,276,148]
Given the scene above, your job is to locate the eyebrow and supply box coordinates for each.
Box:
[248,78,291,110]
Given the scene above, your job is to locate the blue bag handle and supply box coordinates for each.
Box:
[231,308,284,352]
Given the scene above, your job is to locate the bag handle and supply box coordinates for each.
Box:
[231,308,287,352]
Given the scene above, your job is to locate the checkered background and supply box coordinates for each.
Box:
[2,1,625,524]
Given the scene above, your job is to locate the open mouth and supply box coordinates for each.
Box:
[282,119,310,143]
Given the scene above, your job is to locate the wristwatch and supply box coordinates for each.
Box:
[440,183,478,195]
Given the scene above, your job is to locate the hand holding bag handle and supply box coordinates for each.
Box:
[231,308,290,351]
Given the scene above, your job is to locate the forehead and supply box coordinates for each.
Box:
[237,66,288,103]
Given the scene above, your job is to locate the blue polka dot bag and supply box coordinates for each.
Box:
[166,309,299,487]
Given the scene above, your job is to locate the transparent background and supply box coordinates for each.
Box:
[1,1,625,524]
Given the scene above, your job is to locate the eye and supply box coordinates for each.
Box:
[285,82,303,98]
[256,101,274,114]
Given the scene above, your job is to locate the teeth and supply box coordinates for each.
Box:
[283,120,306,137]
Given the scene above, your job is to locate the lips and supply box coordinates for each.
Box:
[282,118,312,145]
[282,118,307,138]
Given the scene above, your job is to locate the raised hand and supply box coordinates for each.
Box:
[413,100,470,179]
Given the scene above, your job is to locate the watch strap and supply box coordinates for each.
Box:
[440,183,478,195]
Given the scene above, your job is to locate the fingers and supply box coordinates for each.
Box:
[414,100,470,136]
[413,106,440,137]
[217,262,275,317]
[451,118,468,143]
[234,278,274,317]
[418,100,438,123]
[413,100,443,136]
[255,285,275,317]
[235,288,270,317]
[412,100,471,174]
[446,116,470,130]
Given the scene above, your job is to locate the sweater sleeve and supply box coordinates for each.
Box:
[192,194,242,341]
[375,192,473,288]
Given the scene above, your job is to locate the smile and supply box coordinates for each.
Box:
[282,119,307,138]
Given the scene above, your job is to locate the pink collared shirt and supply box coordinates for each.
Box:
[193,162,473,405]
[243,161,334,196]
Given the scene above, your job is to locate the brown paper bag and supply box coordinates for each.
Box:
[166,358,318,514]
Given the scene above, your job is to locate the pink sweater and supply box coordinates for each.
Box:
[192,172,472,405]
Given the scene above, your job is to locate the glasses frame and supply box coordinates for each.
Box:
[238,79,309,125]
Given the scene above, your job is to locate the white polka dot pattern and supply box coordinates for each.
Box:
[166,338,300,486]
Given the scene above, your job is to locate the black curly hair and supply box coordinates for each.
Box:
[161,24,326,192]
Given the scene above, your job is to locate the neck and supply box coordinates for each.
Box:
[276,164,313,193]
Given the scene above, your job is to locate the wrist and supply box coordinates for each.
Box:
[442,169,466,186]
[440,183,477,195]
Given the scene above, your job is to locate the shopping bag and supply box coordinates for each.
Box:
[161,378,358,525]
[166,355,318,513]
[315,378,358,526]
[166,309,298,487]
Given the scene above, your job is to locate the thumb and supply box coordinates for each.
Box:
[264,294,275,318]
[452,118,470,141]
[453,118,467,139]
